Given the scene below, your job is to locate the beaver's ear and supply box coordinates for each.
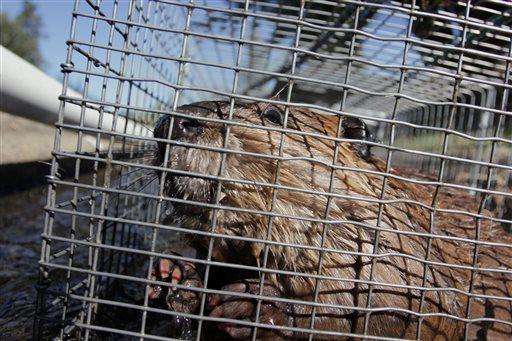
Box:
[262,105,284,126]
[341,116,376,160]
[342,116,370,140]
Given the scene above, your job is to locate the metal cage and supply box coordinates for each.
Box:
[35,0,511,340]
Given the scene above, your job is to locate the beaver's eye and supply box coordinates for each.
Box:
[263,106,284,126]
[181,118,204,133]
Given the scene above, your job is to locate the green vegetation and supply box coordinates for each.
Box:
[1,0,44,67]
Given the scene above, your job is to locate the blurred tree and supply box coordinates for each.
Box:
[1,0,44,67]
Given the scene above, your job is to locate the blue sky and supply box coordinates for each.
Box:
[2,0,75,80]
[0,0,231,101]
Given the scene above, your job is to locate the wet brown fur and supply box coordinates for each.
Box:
[154,101,512,340]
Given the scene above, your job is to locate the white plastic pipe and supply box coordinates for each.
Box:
[0,46,151,136]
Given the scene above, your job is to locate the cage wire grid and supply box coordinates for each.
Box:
[34,0,512,340]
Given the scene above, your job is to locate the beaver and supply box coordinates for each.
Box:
[148,101,512,340]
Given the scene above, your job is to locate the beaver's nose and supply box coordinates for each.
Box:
[172,117,205,138]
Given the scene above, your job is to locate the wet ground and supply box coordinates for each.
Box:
[0,182,52,339]
[0,168,197,340]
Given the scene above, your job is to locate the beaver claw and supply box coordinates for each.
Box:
[207,279,295,339]
[148,254,203,314]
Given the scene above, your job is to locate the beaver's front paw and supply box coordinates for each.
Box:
[148,254,203,314]
[207,279,295,339]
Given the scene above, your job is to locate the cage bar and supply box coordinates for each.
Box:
[35,1,511,340]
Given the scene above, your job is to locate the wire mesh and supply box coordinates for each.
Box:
[35,0,511,340]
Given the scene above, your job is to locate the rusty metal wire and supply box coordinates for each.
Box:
[35,0,511,340]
